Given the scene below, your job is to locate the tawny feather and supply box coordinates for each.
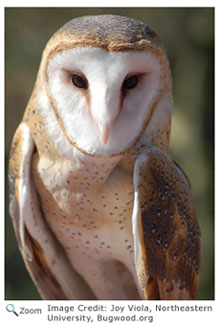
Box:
[9,15,200,300]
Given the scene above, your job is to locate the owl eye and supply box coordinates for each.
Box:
[122,75,139,90]
[71,74,88,89]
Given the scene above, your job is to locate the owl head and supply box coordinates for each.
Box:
[33,15,173,157]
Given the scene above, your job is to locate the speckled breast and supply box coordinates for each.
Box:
[31,150,136,265]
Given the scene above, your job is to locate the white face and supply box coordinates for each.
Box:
[46,46,162,156]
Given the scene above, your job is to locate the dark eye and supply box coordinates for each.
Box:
[122,75,139,90]
[71,74,88,89]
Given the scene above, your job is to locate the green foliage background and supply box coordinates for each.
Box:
[5,7,214,300]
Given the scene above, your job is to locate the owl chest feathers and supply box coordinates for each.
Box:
[32,149,136,263]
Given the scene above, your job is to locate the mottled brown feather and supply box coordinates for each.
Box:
[135,146,201,299]
[24,230,68,300]
[8,124,67,299]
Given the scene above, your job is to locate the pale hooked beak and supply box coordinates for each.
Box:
[95,121,111,145]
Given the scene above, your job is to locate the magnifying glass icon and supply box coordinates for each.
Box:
[6,304,19,316]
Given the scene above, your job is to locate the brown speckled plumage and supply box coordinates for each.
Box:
[55,15,161,48]
[9,15,200,300]
[134,146,200,299]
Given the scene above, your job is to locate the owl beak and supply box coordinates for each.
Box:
[95,121,111,145]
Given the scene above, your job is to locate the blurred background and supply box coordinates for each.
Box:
[5,8,214,300]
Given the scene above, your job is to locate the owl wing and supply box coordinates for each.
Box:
[8,122,95,300]
[132,146,201,300]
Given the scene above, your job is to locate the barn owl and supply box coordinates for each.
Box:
[9,15,201,300]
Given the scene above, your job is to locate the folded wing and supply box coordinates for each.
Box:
[132,146,201,299]
[8,122,95,300]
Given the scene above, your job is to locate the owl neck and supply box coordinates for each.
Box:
[71,148,123,185]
